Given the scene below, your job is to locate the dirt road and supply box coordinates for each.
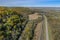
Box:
[43,15,49,40]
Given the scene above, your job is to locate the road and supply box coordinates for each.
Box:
[33,15,49,40]
[43,15,49,40]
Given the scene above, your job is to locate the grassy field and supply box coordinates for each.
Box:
[48,16,60,40]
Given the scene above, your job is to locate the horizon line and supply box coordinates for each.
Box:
[0,5,60,7]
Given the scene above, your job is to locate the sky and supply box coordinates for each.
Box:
[0,0,60,7]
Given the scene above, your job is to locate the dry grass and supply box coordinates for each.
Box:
[33,22,42,40]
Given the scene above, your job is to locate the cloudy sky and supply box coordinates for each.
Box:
[0,0,60,7]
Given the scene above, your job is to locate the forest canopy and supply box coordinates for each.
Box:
[0,7,29,40]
